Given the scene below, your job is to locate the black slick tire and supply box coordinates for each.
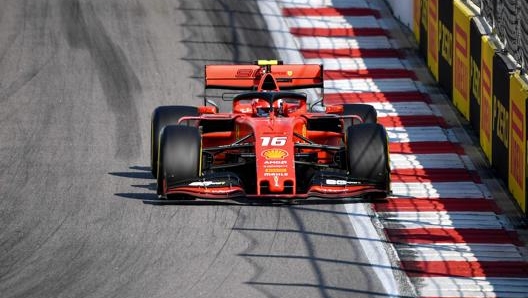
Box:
[342,104,377,130]
[151,106,198,178]
[157,125,201,196]
[346,123,390,193]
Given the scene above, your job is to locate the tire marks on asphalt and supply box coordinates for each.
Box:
[60,0,142,159]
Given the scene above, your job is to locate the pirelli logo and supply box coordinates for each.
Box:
[481,61,492,139]
[427,0,438,63]
[511,102,524,142]
[454,23,469,97]
[510,101,524,188]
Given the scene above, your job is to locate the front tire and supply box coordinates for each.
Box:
[346,123,390,193]
[151,105,198,178]
[157,125,202,196]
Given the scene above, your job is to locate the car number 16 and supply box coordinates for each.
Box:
[261,136,287,146]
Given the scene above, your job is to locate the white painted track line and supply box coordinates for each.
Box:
[415,277,528,298]
[324,78,420,93]
[286,16,381,29]
[390,153,465,169]
[379,211,507,229]
[257,0,305,64]
[306,57,407,70]
[386,126,448,143]
[356,102,435,117]
[390,182,489,199]
[279,0,372,9]
[344,203,403,297]
[396,243,525,262]
[297,36,395,49]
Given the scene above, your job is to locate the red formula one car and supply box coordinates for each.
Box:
[151,60,390,201]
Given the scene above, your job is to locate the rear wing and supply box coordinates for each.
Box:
[205,63,324,90]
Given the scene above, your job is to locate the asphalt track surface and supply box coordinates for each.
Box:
[0,1,402,297]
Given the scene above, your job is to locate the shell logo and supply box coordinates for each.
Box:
[262,149,289,159]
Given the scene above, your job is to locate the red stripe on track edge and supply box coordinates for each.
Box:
[324,91,430,104]
[390,169,481,183]
[283,7,381,18]
[378,115,447,127]
[301,48,403,59]
[402,260,528,277]
[389,142,464,154]
[325,69,417,80]
[386,228,524,246]
[291,27,388,37]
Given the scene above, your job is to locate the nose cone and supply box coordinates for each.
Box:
[260,148,292,193]
[270,176,283,192]
[251,117,297,195]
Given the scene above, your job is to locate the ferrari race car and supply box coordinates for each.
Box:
[151,60,390,200]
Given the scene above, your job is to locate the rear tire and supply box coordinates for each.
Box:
[151,106,198,178]
[342,104,377,129]
[157,125,201,196]
[346,123,390,193]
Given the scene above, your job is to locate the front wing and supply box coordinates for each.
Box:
[162,172,389,200]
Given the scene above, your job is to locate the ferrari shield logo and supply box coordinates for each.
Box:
[287,70,293,77]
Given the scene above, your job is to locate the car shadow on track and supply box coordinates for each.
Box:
[109,166,384,206]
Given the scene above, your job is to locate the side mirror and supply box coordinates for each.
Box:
[205,99,219,112]
[198,106,217,114]
[325,105,343,114]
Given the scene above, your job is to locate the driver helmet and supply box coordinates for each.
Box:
[273,98,283,115]
[252,98,271,117]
